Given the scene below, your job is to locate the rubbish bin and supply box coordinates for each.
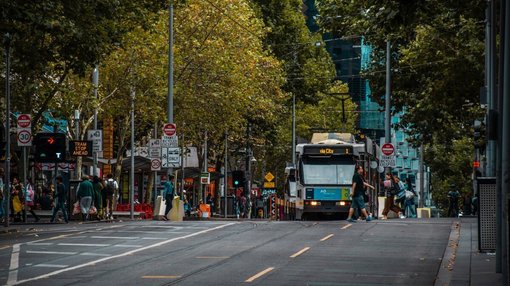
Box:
[477,177,496,251]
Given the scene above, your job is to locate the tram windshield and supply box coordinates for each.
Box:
[301,160,356,185]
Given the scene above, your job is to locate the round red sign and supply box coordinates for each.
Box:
[381,143,395,156]
[163,123,176,137]
[17,114,31,128]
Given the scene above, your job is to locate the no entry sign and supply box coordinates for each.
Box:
[162,123,177,137]
[381,143,395,156]
[17,114,31,128]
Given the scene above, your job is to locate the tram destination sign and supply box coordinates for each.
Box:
[303,145,353,156]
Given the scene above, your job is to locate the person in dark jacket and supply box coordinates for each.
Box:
[77,175,94,221]
[92,176,103,220]
[50,175,69,223]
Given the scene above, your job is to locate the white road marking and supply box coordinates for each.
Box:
[142,275,182,279]
[113,244,142,248]
[57,243,110,247]
[34,264,68,268]
[114,230,187,234]
[7,244,20,285]
[245,267,275,282]
[196,256,230,259]
[341,224,352,229]
[320,234,334,241]
[290,247,310,258]
[27,251,77,255]
[12,222,236,285]
[141,237,167,240]
[90,236,139,240]
[80,252,111,257]
[0,245,11,250]
[26,243,54,246]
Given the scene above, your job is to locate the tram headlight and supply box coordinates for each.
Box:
[310,201,321,206]
[336,201,346,206]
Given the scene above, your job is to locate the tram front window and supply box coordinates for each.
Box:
[302,163,355,185]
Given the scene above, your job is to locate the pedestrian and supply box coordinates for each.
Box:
[240,194,247,218]
[0,168,4,223]
[10,177,24,222]
[162,175,175,220]
[463,192,472,216]
[23,178,40,222]
[50,175,69,223]
[381,173,402,220]
[346,165,374,223]
[447,184,460,217]
[92,176,104,220]
[404,178,417,218]
[103,173,117,219]
[76,175,95,221]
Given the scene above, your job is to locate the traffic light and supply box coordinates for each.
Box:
[232,170,245,188]
[34,133,67,162]
[473,120,486,149]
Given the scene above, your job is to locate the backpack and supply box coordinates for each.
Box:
[105,180,115,196]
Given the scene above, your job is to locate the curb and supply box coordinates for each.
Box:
[434,220,461,286]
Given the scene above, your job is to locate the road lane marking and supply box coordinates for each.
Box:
[341,224,352,229]
[26,243,54,246]
[27,251,77,255]
[80,252,111,257]
[142,276,182,279]
[196,256,230,259]
[34,264,68,268]
[290,247,310,258]
[245,267,274,282]
[0,245,11,250]
[113,244,142,248]
[13,223,237,285]
[141,237,167,240]
[90,236,139,240]
[7,244,20,285]
[58,243,110,247]
[320,234,334,241]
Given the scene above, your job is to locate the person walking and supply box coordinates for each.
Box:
[92,176,103,220]
[76,175,95,221]
[381,173,402,220]
[404,178,417,218]
[162,175,175,220]
[346,165,374,223]
[50,175,69,223]
[24,178,40,222]
[103,173,118,220]
[447,184,460,217]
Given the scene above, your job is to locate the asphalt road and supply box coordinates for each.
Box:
[0,218,453,285]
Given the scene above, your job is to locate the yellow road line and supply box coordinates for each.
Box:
[290,247,310,258]
[142,276,181,279]
[245,267,274,283]
[341,224,352,229]
[320,234,334,241]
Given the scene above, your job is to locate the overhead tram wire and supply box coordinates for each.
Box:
[200,0,260,38]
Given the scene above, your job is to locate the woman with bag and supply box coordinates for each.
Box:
[381,173,402,220]
[23,178,40,222]
[76,175,95,221]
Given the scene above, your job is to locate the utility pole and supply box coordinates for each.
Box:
[92,66,99,177]
[130,88,135,220]
[202,130,208,203]
[291,93,296,166]
[384,41,392,175]
[245,122,252,217]
[224,131,228,218]
[167,1,174,181]
[3,33,11,227]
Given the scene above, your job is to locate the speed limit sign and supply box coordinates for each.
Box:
[17,129,32,146]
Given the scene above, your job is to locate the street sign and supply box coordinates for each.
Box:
[17,129,32,146]
[381,143,395,156]
[149,139,162,158]
[263,181,275,188]
[264,172,275,182]
[200,172,210,184]
[151,158,162,171]
[161,135,178,148]
[161,147,181,168]
[16,114,31,128]
[70,140,92,157]
[380,155,396,168]
[162,123,176,137]
[87,130,103,152]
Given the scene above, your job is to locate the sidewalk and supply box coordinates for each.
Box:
[435,216,503,286]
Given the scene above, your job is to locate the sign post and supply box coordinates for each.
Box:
[380,143,396,168]
[16,114,32,147]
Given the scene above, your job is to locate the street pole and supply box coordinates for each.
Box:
[92,66,99,177]
[153,122,158,213]
[224,131,228,218]
[180,125,185,200]
[292,93,296,166]
[499,0,510,281]
[419,145,424,208]
[384,41,392,175]
[167,1,174,181]
[130,88,135,220]
[245,122,252,215]
[4,33,11,227]
[74,110,80,179]
[202,130,208,203]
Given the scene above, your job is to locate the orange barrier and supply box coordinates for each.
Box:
[198,203,210,219]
